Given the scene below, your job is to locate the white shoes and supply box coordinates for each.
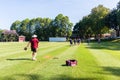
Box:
[32,58,37,61]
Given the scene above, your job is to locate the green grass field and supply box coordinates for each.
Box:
[0,40,120,80]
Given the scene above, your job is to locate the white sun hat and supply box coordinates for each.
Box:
[32,34,37,38]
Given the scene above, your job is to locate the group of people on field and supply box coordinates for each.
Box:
[69,37,81,46]
[25,35,82,61]
[87,37,101,45]
[25,34,101,61]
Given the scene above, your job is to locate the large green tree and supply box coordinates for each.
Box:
[51,14,73,37]
[10,14,73,41]
[90,5,110,36]
[116,1,120,36]
[73,5,110,39]
[104,1,120,37]
[35,18,52,41]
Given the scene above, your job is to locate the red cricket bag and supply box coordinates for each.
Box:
[66,59,77,66]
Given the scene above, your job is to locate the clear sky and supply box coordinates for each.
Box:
[0,0,119,30]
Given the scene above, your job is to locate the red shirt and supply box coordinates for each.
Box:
[30,38,39,48]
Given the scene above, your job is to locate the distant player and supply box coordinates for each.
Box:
[77,37,81,45]
[69,38,73,46]
[87,38,90,45]
[73,38,77,45]
[25,34,39,61]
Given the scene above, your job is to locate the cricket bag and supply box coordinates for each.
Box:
[66,59,77,66]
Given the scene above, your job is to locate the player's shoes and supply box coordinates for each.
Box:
[32,58,37,61]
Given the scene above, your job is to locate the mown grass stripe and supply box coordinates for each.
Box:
[87,43,120,80]
[0,42,69,78]
[69,44,106,79]
[26,45,79,80]
[102,50,120,61]
[0,42,120,80]
[0,42,68,59]
[89,48,120,67]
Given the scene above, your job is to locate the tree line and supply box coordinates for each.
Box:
[73,2,120,39]
[10,14,73,41]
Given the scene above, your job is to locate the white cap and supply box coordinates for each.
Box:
[32,34,37,38]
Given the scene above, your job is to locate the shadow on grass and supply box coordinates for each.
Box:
[61,64,67,66]
[1,77,16,80]
[49,75,100,80]
[97,66,120,76]
[17,74,41,80]
[1,74,41,80]
[6,58,32,61]
[86,42,120,51]
[2,74,101,80]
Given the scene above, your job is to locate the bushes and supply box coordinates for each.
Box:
[0,30,18,42]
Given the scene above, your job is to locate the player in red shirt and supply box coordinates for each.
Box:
[25,34,39,61]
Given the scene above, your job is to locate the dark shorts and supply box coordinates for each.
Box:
[31,47,37,52]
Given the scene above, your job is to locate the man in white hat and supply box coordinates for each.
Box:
[25,34,39,61]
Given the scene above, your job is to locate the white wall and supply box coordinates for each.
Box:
[49,37,66,42]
